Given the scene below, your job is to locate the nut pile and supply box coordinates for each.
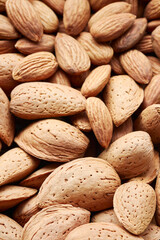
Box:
[0,0,160,239]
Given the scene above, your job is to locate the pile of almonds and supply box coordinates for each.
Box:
[0,0,160,239]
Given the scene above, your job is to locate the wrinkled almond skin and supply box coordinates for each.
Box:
[55,33,90,75]
[70,111,92,132]
[0,14,19,40]
[144,0,160,20]
[152,26,160,59]
[120,49,153,84]
[10,82,86,119]
[156,172,160,226]
[86,97,113,148]
[41,0,65,14]
[90,13,136,42]
[0,40,16,54]
[15,119,89,162]
[147,20,160,32]
[99,131,154,179]
[38,157,121,211]
[114,181,156,235]
[12,52,58,82]
[89,0,119,11]
[22,205,90,240]
[125,0,138,15]
[6,0,43,42]
[0,0,6,12]
[48,69,71,86]
[110,55,125,75]
[64,0,90,36]
[136,35,153,54]
[148,56,160,76]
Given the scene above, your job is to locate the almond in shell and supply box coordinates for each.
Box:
[91,209,121,226]
[140,223,160,240]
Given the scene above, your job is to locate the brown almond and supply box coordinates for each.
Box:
[38,157,121,211]
[14,119,89,162]
[120,49,152,84]
[55,33,90,75]
[103,75,144,127]
[6,0,43,42]
[152,25,160,58]
[77,32,113,65]
[0,0,6,12]
[110,55,125,75]
[148,56,160,76]
[48,69,71,86]
[144,0,160,20]
[86,97,113,148]
[58,19,68,33]
[64,0,90,36]
[70,111,92,132]
[91,209,121,226]
[89,0,120,12]
[140,223,160,240]
[41,0,65,14]
[69,70,90,88]
[10,82,86,119]
[90,13,136,42]
[0,40,16,54]
[125,0,138,15]
[156,172,160,226]
[0,14,20,40]
[147,20,160,32]
[99,131,154,179]
[135,34,153,53]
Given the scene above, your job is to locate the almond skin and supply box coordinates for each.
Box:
[55,33,90,75]
[90,13,136,42]
[6,0,43,42]
[156,172,160,226]
[114,181,156,235]
[0,14,19,40]
[0,40,16,54]
[64,0,90,36]
[41,0,65,14]
[38,157,121,211]
[144,0,160,20]
[70,111,92,133]
[0,0,6,12]
[110,55,125,75]
[89,0,119,11]
[48,69,71,86]
[147,20,160,32]
[12,52,58,82]
[77,32,113,65]
[148,56,160,76]
[14,119,89,162]
[152,26,160,59]
[10,82,86,119]
[136,35,153,54]
[120,49,153,84]
[99,131,154,179]
[86,97,113,148]
[125,0,138,15]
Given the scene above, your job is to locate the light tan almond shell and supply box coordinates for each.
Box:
[22,204,90,240]
[13,195,40,226]
[86,97,113,148]
[0,147,40,187]
[152,26,160,59]
[111,117,133,143]
[81,65,111,97]
[0,185,37,211]
[0,15,19,40]
[148,56,160,76]
[38,157,121,211]
[144,0,160,20]
[12,52,58,82]
[10,82,86,119]
[6,0,43,42]
[48,69,71,86]
[99,131,154,179]
[90,13,136,42]
[41,0,65,14]
[55,33,90,75]
[0,88,14,146]
[91,209,121,226]
[134,104,160,144]
[14,119,89,162]
[70,111,91,132]
[142,75,160,109]
[129,151,159,184]
[110,55,125,75]
[120,49,152,84]
[0,214,23,240]
[89,0,120,11]
[140,223,160,240]
[113,181,156,235]
[0,40,16,54]
[125,0,138,15]
[32,0,59,33]
[77,32,113,65]
[0,53,23,94]
[147,20,160,32]
[65,222,143,240]
[0,0,6,12]
[103,75,144,127]
[88,2,131,29]
[135,35,153,54]
[15,34,55,55]
[20,163,61,189]
[63,0,90,36]
[112,18,147,53]
[156,172,160,226]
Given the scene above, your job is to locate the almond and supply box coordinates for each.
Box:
[6,0,43,42]
[110,55,125,75]
[0,14,19,40]
[0,147,40,187]
[12,52,58,82]
[81,65,111,97]
[22,204,90,240]
[140,223,160,240]
[152,26,160,58]
[14,119,89,162]
[134,104,160,144]
[144,0,160,20]
[41,0,65,14]
[0,0,6,12]
[86,97,113,148]
[0,40,16,54]
[90,13,136,42]
[70,111,92,132]
[38,157,121,211]
[125,0,138,15]
[114,181,156,235]
[55,33,90,75]
[10,82,86,119]
[103,75,144,126]
[32,0,59,33]
[64,0,90,36]
[112,18,147,53]
[99,131,154,179]
[58,19,68,33]
[136,34,153,53]
[147,20,160,32]
[48,69,71,86]
[15,34,55,55]
[77,32,113,65]
[89,0,120,11]
[148,56,160,76]
[69,70,90,88]
[156,172,160,226]
[0,185,37,211]
[65,222,143,240]
[120,49,153,84]
[0,214,22,240]
[91,209,121,226]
